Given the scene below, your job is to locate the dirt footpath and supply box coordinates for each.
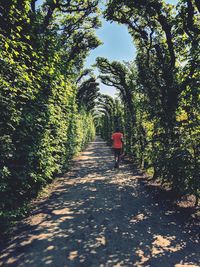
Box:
[0,137,199,267]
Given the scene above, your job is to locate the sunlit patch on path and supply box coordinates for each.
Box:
[0,137,199,267]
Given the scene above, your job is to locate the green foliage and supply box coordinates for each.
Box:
[97,0,200,204]
[77,75,100,112]
[0,0,99,229]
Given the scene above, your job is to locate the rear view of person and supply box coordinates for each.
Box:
[111,128,123,168]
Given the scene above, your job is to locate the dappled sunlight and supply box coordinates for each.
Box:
[79,155,113,160]
[151,235,185,255]
[130,213,148,224]
[29,213,47,226]
[134,235,187,266]
[135,249,149,266]
[0,137,199,267]
[81,151,93,155]
[68,250,78,260]
[175,264,199,267]
[52,208,73,215]
[96,235,106,246]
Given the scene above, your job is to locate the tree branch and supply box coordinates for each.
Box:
[186,0,200,34]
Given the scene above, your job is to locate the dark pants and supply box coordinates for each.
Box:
[113,148,122,162]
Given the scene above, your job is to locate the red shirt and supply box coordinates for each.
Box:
[112,132,123,149]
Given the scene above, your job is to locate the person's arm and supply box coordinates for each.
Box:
[121,134,124,153]
[121,134,124,144]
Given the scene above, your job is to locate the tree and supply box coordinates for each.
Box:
[77,76,100,112]
[0,0,101,227]
[100,0,200,202]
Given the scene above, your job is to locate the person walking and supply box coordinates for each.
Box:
[111,127,124,168]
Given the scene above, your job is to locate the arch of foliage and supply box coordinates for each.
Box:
[97,0,200,204]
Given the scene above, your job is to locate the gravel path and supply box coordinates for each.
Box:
[0,137,199,267]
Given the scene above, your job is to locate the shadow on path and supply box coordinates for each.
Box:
[0,137,199,267]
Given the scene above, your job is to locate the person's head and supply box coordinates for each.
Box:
[115,127,120,132]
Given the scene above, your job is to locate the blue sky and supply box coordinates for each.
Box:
[85,19,135,96]
[36,0,178,96]
[85,0,178,96]
[85,19,136,67]
[86,0,178,67]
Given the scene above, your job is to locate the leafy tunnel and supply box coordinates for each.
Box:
[0,0,199,230]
